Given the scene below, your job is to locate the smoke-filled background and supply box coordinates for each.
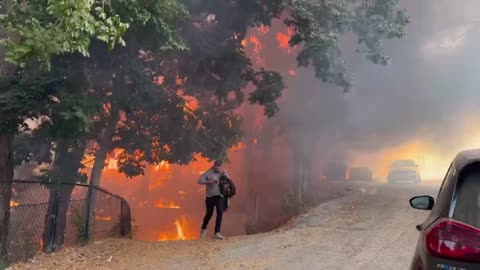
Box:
[70,0,480,242]
[307,0,480,180]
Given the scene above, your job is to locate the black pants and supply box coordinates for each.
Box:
[201,195,224,233]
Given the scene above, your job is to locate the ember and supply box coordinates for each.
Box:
[96,215,112,221]
[154,201,181,209]
[10,200,19,207]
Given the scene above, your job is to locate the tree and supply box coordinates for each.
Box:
[2,0,409,254]
[0,0,133,258]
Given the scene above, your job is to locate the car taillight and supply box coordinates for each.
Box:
[426,219,480,263]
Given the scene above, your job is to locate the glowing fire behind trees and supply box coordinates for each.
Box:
[88,22,303,241]
[83,17,409,241]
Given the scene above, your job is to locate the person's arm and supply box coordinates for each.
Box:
[198,170,213,185]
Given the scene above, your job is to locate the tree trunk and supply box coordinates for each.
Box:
[42,139,85,252]
[261,122,274,161]
[86,105,119,236]
[0,133,14,259]
[0,1,17,260]
[42,184,75,252]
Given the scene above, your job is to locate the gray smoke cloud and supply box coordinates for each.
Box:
[344,0,480,153]
[268,0,480,178]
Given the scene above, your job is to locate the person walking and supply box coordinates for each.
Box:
[198,160,228,239]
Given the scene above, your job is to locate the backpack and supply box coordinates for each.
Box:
[219,173,236,199]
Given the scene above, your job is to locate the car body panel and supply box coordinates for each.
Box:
[409,149,480,270]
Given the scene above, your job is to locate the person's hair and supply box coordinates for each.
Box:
[214,160,223,167]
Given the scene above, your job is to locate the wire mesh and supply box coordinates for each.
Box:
[0,180,131,266]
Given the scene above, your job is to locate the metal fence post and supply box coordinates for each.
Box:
[46,190,59,252]
[120,199,124,236]
[84,185,93,240]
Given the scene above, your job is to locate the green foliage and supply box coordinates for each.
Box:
[107,0,188,51]
[0,0,129,69]
[0,66,59,133]
[0,258,6,270]
[5,0,409,181]
[354,0,410,65]
[248,69,285,118]
[286,0,409,91]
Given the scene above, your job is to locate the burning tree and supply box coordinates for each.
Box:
[0,0,409,254]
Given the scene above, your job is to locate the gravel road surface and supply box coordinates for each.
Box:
[11,182,439,270]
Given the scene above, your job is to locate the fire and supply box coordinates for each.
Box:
[96,215,112,221]
[177,90,199,112]
[10,200,19,207]
[155,160,171,171]
[231,142,245,152]
[157,216,194,241]
[288,69,296,76]
[241,39,247,47]
[155,76,165,85]
[276,27,297,54]
[107,158,117,170]
[105,149,125,170]
[277,32,290,49]
[154,200,181,209]
[176,76,184,87]
[249,36,263,51]
[175,220,185,240]
[258,25,270,35]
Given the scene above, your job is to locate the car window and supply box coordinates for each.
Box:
[431,163,455,217]
[437,163,453,196]
[391,160,416,167]
[453,167,480,228]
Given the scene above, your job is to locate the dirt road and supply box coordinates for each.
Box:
[11,182,439,270]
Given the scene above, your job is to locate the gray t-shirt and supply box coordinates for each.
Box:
[198,168,228,198]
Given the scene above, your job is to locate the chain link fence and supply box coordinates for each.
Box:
[0,180,131,267]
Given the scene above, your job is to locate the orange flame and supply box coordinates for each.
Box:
[249,36,263,51]
[277,27,297,54]
[258,25,270,35]
[96,215,112,221]
[231,142,245,152]
[10,200,19,207]
[175,220,185,240]
[277,32,290,49]
[157,216,194,241]
[107,158,117,170]
[155,76,165,85]
[155,200,181,209]
[155,160,171,171]
[177,90,200,112]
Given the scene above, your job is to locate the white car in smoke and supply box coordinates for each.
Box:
[387,160,421,184]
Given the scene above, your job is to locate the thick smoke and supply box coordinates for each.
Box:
[346,0,480,150]
[271,0,480,179]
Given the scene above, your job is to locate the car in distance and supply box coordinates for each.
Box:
[348,167,373,181]
[325,161,348,181]
[387,159,421,184]
[409,149,480,270]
